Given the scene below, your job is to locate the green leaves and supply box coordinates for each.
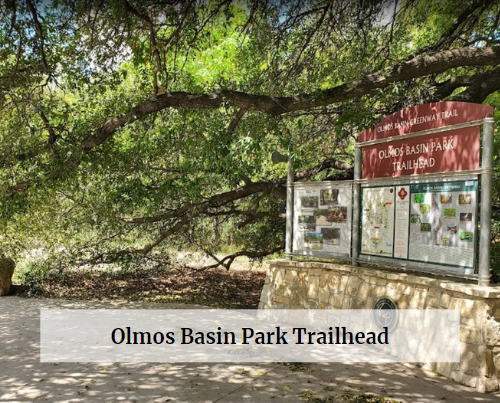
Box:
[1,0,500,269]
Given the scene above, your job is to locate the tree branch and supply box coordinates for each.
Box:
[26,0,49,71]
[406,0,496,58]
[6,46,500,201]
[36,107,57,145]
[227,108,246,132]
[430,76,477,100]
[123,0,162,95]
[80,46,500,151]
[115,156,352,229]
[194,246,284,270]
[295,158,353,180]
[93,216,190,263]
[115,180,285,224]
[448,65,500,103]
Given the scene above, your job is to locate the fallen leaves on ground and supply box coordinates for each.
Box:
[13,267,266,309]
[306,393,402,402]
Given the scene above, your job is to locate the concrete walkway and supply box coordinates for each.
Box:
[1,296,499,402]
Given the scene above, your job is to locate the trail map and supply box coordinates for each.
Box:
[361,187,395,257]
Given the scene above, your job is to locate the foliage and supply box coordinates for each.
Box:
[14,254,66,296]
[0,0,500,273]
[486,90,500,279]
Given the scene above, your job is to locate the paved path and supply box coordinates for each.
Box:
[1,296,499,402]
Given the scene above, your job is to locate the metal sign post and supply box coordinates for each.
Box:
[285,155,294,259]
[272,150,294,259]
[478,116,495,286]
[352,146,362,266]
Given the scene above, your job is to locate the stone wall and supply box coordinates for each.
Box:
[259,259,500,393]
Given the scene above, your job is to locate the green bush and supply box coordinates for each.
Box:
[15,257,64,295]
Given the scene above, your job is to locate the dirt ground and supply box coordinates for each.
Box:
[1,296,499,403]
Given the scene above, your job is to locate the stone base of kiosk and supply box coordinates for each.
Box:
[259,259,500,392]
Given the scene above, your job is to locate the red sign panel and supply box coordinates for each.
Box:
[358,102,493,143]
[362,126,480,179]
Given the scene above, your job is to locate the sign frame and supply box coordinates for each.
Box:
[352,102,494,284]
[282,102,494,285]
[292,181,353,259]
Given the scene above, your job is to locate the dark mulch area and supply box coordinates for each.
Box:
[13,268,266,309]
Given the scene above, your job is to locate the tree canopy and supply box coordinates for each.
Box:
[1,0,500,270]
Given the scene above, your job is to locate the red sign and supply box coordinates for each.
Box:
[362,126,480,179]
[358,102,493,143]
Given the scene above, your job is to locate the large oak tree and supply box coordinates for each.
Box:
[0,0,499,269]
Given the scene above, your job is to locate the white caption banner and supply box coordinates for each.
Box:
[41,309,459,363]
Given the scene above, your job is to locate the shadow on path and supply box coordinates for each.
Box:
[1,296,498,402]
